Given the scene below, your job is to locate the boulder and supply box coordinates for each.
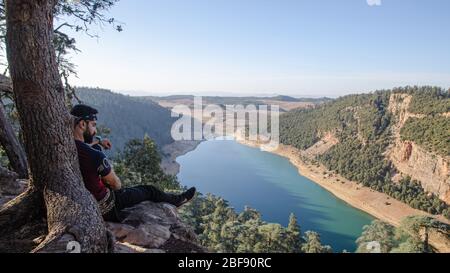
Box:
[106,201,206,253]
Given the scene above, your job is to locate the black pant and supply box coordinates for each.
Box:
[104,185,179,222]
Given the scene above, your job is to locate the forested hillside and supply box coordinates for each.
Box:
[75,87,176,153]
[407,86,450,115]
[280,86,450,219]
[401,116,449,156]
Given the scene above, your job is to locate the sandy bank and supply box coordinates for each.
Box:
[236,139,450,252]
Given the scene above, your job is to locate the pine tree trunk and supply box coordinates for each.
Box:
[0,102,28,179]
[3,0,109,252]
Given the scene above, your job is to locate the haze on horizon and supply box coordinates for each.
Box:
[65,0,450,98]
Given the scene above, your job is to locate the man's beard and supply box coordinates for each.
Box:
[83,129,95,144]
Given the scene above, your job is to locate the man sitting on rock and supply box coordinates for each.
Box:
[70,104,196,222]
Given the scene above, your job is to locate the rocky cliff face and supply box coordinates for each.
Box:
[389,141,450,204]
[387,94,450,204]
[429,227,450,253]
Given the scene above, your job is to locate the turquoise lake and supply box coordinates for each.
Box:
[177,139,375,252]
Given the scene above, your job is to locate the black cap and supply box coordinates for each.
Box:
[71,104,98,122]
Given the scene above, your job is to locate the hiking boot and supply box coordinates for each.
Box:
[174,187,196,207]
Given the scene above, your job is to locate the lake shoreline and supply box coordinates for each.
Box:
[235,139,450,252]
[237,139,450,226]
[161,140,203,176]
[170,137,449,252]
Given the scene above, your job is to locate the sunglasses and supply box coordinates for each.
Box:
[75,114,98,124]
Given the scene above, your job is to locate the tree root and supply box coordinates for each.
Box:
[30,188,110,253]
[32,224,116,253]
[0,220,47,252]
[0,187,115,253]
[0,187,44,235]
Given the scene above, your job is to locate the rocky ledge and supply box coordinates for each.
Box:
[107,201,206,253]
[0,167,205,253]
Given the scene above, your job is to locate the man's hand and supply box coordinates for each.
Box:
[99,138,112,150]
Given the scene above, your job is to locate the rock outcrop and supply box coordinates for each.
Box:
[160,140,202,175]
[107,201,206,253]
[429,227,450,253]
[387,94,450,204]
[390,141,450,204]
[303,132,338,160]
[0,167,28,207]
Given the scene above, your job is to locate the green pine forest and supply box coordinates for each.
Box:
[280,86,450,219]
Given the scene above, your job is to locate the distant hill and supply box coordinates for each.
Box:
[75,87,176,154]
[143,95,331,112]
[267,95,306,102]
[280,86,450,218]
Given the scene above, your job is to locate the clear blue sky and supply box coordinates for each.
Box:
[66,0,450,97]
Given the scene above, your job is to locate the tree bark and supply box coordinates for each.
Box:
[4,0,109,252]
[0,101,28,178]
